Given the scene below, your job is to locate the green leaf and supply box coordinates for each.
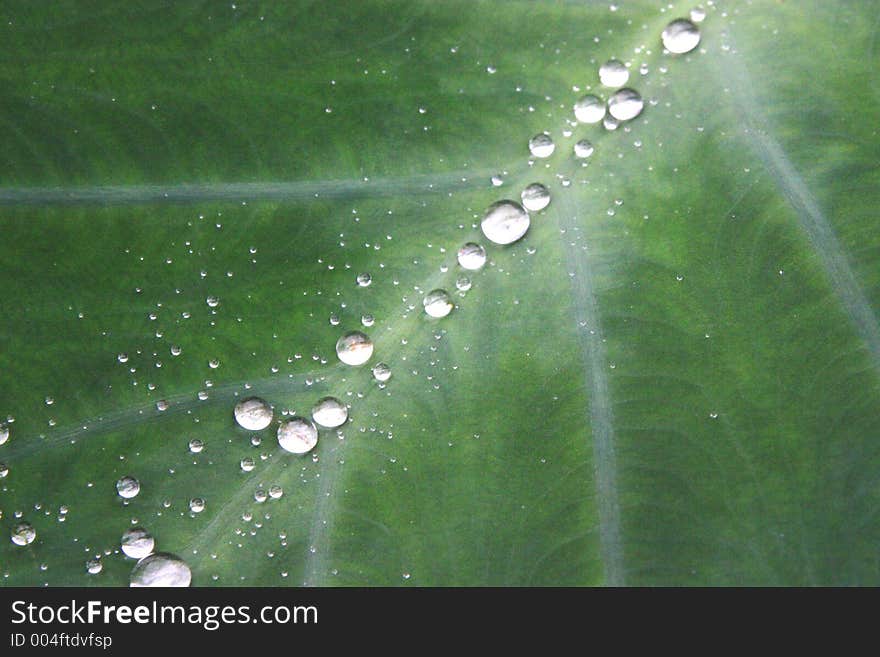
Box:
[1,0,879,586]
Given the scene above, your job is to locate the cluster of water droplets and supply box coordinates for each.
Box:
[2,10,704,586]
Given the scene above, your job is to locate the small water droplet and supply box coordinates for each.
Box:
[335,331,374,366]
[528,133,555,158]
[481,200,530,245]
[599,58,629,87]
[206,295,220,308]
[520,183,551,212]
[356,272,372,287]
[10,521,35,546]
[423,289,453,318]
[662,18,701,54]
[372,362,392,382]
[121,527,154,559]
[457,242,487,271]
[607,88,644,121]
[188,438,204,454]
[234,397,273,431]
[574,140,594,159]
[312,397,348,428]
[277,417,319,454]
[240,457,256,472]
[573,95,606,124]
[130,552,191,587]
[189,498,206,513]
[116,476,140,500]
[86,557,103,575]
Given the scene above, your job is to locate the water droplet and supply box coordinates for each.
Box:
[690,6,706,22]
[269,485,283,499]
[456,275,472,292]
[329,313,340,326]
[277,417,318,454]
[188,438,204,454]
[457,242,487,270]
[356,272,372,287]
[528,133,555,158]
[189,498,206,513]
[361,314,375,327]
[423,289,453,318]
[312,397,348,428]
[116,476,141,500]
[662,18,701,54]
[130,552,191,587]
[574,139,594,159]
[86,558,103,575]
[372,362,392,382]
[490,173,504,187]
[206,295,220,308]
[599,59,629,87]
[335,331,374,366]
[254,488,268,503]
[520,183,551,212]
[481,201,530,245]
[234,397,273,431]
[573,95,606,124]
[170,345,182,357]
[607,88,644,121]
[11,521,35,546]
[117,353,129,364]
[0,462,8,478]
[121,527,155,559]
[240,457,255,472]
[155,400,169,412]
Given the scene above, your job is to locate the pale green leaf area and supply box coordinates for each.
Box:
[1,0,879,586]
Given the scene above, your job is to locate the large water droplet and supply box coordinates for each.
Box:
[521,183,551,212]
[599,59,629,87]
[528,133,555,158]
[372,362,392,382]
[574,139,594,159]
[234,397,273,431]
[277,417,318,454]
[312,397,348,428]
[130,552,192,587]
[457,242,487,271]
[11,521,35,546]
[573,95,606,124]
[607,88,644,121]
[335,331,373,366]
[116,476,140,500]
[662,18,701,54]
[423,290,453,318]
[481,201,530,245]
[121,527,155,559]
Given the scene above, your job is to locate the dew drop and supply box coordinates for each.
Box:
[456,276,472,292]
[481,200,530,245]
[662,18,701,54]
[574,139,594,159]
[188,438,204,454]
[240,457,256,472]
[269,485,283,500]
[491,173,505,187]
[372,362,392,382]
[117,353,129,364]
[520,183,551,212]
[335,331,374,366]
[277,417,319,454]
[528,133,555,158]
[599,59,629,87]
[130,552,191,587]
[0,462,8,478]
[457,242,487,270]
[356,272,372,287]
[116,476,141,500]
[423,289,453,318]
[0,425,8,446]
[121,527,155,559]
[189,498,206,513]
[607,88,644,121]
[86,558,103,575]
[690,6,706,23]
[573,95,606,124]
[10,521,35,546]
[312,397,348,428]
[206,295,220,308]
[234,397,273,431]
